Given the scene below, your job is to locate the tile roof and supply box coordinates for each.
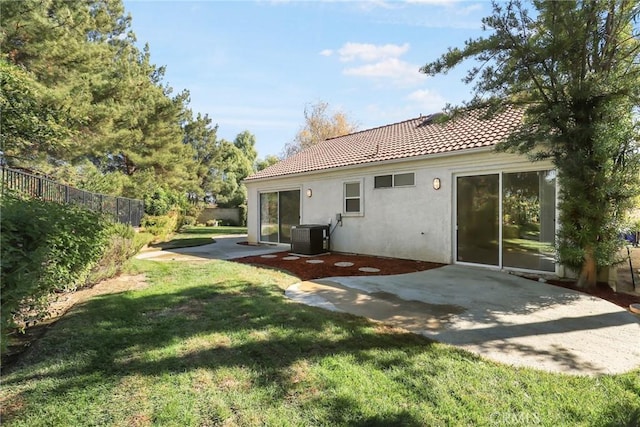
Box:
[246,105,524,181]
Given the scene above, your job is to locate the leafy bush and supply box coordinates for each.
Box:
[144,188,172,216]
[206,219,218,227]
[144,187,188,216]
[1,193,112,350]
[86,222,149,285]
[238,203,247,226]
[184,202,203,219]
[180,215,196,227]
[140,211,179,241]
[133,231,155,248]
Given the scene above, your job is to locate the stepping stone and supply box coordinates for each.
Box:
[260,254,278,258]
[306,259,324,264]
[283,256,300,260]
[358,267,380,273]
[334,262,354,267]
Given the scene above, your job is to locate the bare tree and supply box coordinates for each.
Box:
[281,101,359,158]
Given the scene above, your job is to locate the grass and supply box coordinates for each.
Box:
[2,260,639,426]
[181,225,248,235]
[503,238,555,255]
[150,225,247,250]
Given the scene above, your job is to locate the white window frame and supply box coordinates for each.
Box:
[393,172,415,187]
[452,167,558,275]
[374,174,393,189]
[373,172,416,189]
[343,179,364,216]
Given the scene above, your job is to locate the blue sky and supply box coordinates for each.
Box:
[123,0,491,158]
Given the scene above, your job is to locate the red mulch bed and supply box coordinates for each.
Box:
[234,250,640,310]
[234,251,444,281]
[542,279,640,309]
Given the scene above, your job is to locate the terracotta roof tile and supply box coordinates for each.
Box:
[246,106,524,181]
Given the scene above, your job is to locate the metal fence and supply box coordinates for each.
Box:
[1,167,144,227]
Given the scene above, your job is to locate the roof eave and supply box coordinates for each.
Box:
[243,145,496,184]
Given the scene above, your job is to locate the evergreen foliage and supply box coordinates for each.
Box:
[0,61,71,162]
[183,112,219,196]
[0,0,257,207]
[207,132,257,208]
[421,0,640,288]
[255,154,280,171]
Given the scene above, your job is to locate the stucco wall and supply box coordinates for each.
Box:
[245,149,554,264]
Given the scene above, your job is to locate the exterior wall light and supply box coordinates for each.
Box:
[433,177,441,190]
[306,188,313,197]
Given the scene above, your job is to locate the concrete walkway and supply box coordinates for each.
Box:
[136,235,286,261]
[286,265,640,376]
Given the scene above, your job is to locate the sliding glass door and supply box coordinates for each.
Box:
[456,174,500,265]
[278,190,300,244]
[260,192,279,243]
[502,171,556,271]
[456,170,556,272]
[259,190,300,244]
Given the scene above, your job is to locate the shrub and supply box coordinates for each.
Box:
[238,204,247,226]
[180,215,196,227]
[140,211,179,241]
[184,202,203,219]
[1,193,112,350]
[143,187,189,216]
[206,219,218,227]
[86,222,149,285]
[144,188,172,216]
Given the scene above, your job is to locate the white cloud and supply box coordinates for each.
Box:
[454,3,482,15]
[337,42,410,62]
[406,89,446,113]
[322,41,427,87]
[344,58,426,86]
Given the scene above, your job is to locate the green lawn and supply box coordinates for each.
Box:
[150,225,247,250]
[2,260,639,426]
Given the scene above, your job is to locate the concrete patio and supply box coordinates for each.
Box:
[286,265,640,376]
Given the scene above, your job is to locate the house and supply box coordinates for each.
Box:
[244,106,560,275]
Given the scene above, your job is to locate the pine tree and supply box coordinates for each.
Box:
[182,112,219,196]
[1,0,201,196]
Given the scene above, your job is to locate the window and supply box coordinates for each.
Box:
[344,181,362,214]
[374,172,415,188]
[394,172,415,187]
[374,175,392,188]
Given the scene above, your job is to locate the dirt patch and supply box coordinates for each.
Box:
[45,274,148,319]
[3,274,148,367]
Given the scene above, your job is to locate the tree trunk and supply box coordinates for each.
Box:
[576,245,597,289]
